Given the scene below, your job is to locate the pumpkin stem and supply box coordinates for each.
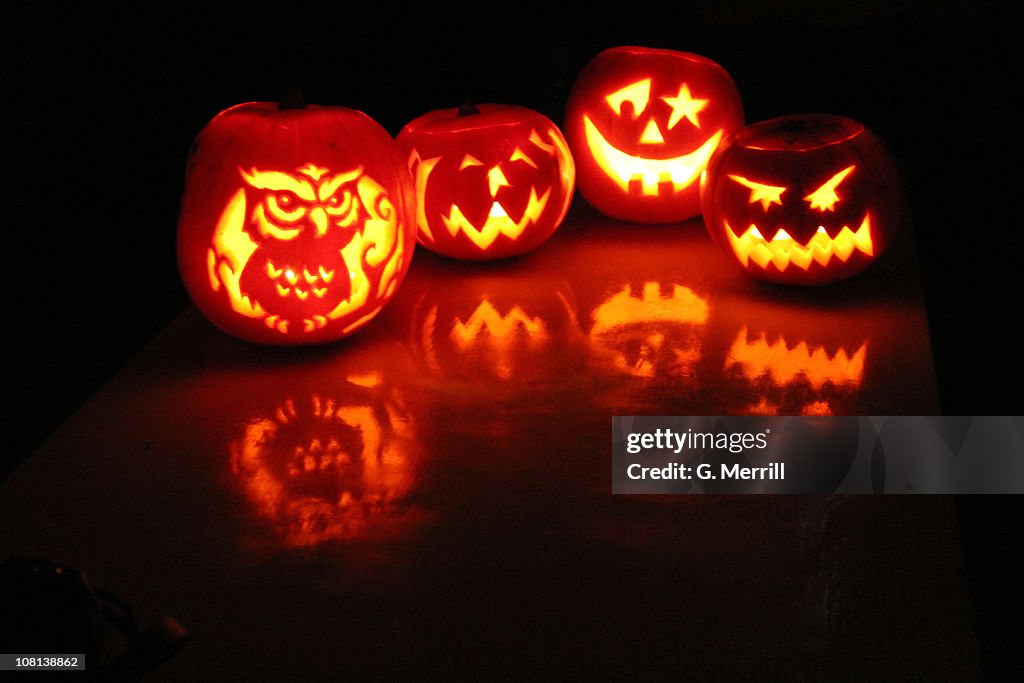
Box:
[278,89,307,110]
[457,101,480,117]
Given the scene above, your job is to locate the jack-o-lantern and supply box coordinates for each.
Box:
[564,46,743,223]
[396,103,575,260]
[177,101,417,344]
[700,114,902,285]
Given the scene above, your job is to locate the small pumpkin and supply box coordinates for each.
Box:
[177,101,416,344]
[397,103,575,260]
[700,113,902,285]
[564,46,743,224]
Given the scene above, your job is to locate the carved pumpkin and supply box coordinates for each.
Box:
[564,46,743,223]
[700,114,902,285]
[230,373,418,547]
[396,103,575,260]
[177,101,416,344]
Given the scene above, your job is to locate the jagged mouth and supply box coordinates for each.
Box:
[440,186,551,250]
[726,327,867,390]
[724,214,873,272]
[582,115,722,195]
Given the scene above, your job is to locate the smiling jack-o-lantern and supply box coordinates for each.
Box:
[565,46,743,223]
[701,114,902,285]
[177,101,416,344]
[396,103,575,260]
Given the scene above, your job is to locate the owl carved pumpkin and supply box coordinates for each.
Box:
[177,102,416,344]
[700,114,902,285]
[397,103,575,260]
[565,46,743,224]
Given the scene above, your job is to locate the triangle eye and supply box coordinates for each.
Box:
[459,154,485,170]
[804,165,855,212]
[605,79,651,118]
[508,146,537,168]
[728,174,787,211]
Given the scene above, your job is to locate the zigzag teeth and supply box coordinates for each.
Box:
[726,215,873,272]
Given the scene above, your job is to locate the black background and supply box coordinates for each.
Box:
[2,0,1019,674]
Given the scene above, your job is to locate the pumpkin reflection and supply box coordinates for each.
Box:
[588,281,710,380]
[230,374,416,547]
[406,277,580,387]
[724,327,868,415]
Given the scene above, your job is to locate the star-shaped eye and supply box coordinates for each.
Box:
[728,174,787,210]
[662,84,708,130]
[606,79,651,118]
[804,165,855,212]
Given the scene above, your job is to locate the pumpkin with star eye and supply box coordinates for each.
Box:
[177,101,417,344]
[564,46,743,224]
[700,114,902,285]
[396,103,575,260]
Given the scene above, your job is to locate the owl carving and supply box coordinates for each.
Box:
[206,163,401,335]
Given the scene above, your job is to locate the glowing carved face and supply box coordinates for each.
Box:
[398,104,575,261]
[565,46,743,223]
[177,101,416,345]
[583,79,723,197]
[701,114,902,285]
[230,377,416,547]
[207,163,404,335]
[722,165,873,273]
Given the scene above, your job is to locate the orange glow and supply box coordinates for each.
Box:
[407,127,574,253]
[661,83,707,129]
[230,384,416,547]
[582,116,722,196]
[725,214,873,272]
[591,282,709,333]
[206,164,404,334]
[726,327,867,390]
[639,119,665,144]
[605,79,651,116]
[590,282,709,378]
[441,186,551,250]
[449,300,549,380]
[804,165,855,212]
[727,174,786,210]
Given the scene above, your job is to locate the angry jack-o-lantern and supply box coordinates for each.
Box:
[397,103,575,260]
[177,102,416,344]
[565,46,743,223]
[701,114,902,285]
